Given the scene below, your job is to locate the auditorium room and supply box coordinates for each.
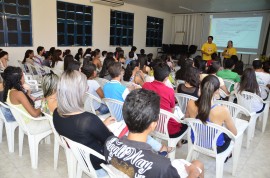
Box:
[0,0,270,177]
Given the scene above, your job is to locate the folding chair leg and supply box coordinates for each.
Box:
[232,135,243,176]
[216,156,225,178]
[54,137,60,169]
[19,128,24,156]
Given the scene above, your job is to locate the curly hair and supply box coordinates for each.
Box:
[1,66,34,106]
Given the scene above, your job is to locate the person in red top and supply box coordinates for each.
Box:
[143,62,188,138]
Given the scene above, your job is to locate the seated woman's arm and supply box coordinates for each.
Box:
[221,106,237,136]
[17,91,41,117]
[96,87,104,99]
[220,85,230,95]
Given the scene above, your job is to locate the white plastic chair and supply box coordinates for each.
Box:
[0,102,19,152]
[235,91,266,135]
[94,78,109,89]
[185,118,236,178]
[223,79,236,92]
[151,109,188,160]
[43,113,77,178]
[25,79,40,92]
[84,92,110,121]
[7,104,52,169]
[175,93,198,114]
[62,136,109,178]
[259,84,270,100]
[103,98,124,122]
[100,164,129,178]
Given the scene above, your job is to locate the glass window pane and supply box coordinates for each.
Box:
[57,22,64,33]
[0,32,4,45]
[4,0,16,4]
[76,13,84,21]
[57,11,65,19]
[57,1,66,11]
[18,7,29,16]
[66,4,75,12]
[85,35,91,46]
[58,34,65,46]
[77,24,83,34]
[77,35,83,46]
[67,23,74,34]
[116,37,120,45]
[67,35,74,45]
[110,37,114,45]
[21,19,30,32]
[8,32,18,45]
[85,7,92,14]
[67,12,75,20]
[116,27,121,36]
[85,25,91,34]
[76,5,83,13]
[18,0,30,6]
[110,27,115,36]
[4,5,17,14]
[21,33,31,45]
[7,18,17,31]
[84,14,91,22]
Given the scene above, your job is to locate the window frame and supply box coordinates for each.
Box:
[0,0,32,47]
[146,16,163,47]
[56,1,93,47]
[110,9,134,46]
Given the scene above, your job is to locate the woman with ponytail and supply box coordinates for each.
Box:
[2,66,51,134]
[185,75,237,153]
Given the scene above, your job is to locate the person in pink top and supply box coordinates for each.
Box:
[143,62,188,138]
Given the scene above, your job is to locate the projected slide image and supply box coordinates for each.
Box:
[210,16,263,49]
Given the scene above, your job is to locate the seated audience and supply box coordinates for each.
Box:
[177,67,200,98]
[186,75,237,153]
[143,62,188,139]
[62,49,71,58]
[81,63,109,114]
[217,59,240,82]
[234,68,265,113]
[66,60,81,71]
[194,56,206,74]
[201,61,230,95]
[63,54,74,71]
[116,50,125,64]
[104,89,204,178]
[22,50,35,65]
[43,51,52,67]
[49,47,55,56]
[41,73,59,114]
[53,70,115,176]
[34,46,45,66]
[75,48,83,62]
[263,61,270,73]
[92,50,102,71]
[129,46,138,60]
[175,58,194,81]
[2,66,51,134]
[100,51,107,65]
[0,51,9,71]
[123,60,145,87]
[83,48,92,59]
[99,55,115,80]
[51,49,64,71]
[125,51,134,66]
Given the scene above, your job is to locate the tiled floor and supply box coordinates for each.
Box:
[0,116,269,178]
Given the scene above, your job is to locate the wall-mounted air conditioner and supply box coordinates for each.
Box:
[90,0,124,7]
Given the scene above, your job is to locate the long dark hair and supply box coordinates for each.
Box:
[51,49,63,68]
[2,66,34,106]
[123,60,138,81]
[238,68,260,96]
[22,49,33,64]
[195,75,220,123]
[207,61,220,74]
[63,54,74,71]
[83,48,91,58]
[99,56,115,78]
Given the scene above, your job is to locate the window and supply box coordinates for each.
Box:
[57,1,92,46]
[146,16,163,47]
[110,10,134,46]
[0,0,32,47]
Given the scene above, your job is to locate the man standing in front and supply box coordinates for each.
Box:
[201,36,217,62]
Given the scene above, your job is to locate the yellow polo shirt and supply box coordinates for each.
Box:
[223,47,237,59]
[201,42,217,60]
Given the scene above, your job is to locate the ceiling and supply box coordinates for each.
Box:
[125,0,270,14]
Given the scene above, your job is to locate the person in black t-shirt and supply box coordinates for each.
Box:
[104,89,204,178]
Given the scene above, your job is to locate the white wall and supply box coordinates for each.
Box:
[2,0,172,66]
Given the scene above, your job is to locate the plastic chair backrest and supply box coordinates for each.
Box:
[0,101,16,123]
[7,103,32,135]
[175,93,198,114]
[94,78,109,89]
[100,163,129,178]
[25,79,39,91]
[103,98,123,122]
[84,92,102,114]
[62,136,105,178]
[235,91,263,112]
[213,100,251,122]
[185,118,235,156]
[223,79,235,92]
[43,112,66,148]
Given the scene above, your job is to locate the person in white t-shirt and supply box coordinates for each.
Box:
[81,63,109,114]
[253,59,270,99]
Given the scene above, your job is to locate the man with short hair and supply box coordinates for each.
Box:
[201,36,217,61]
[217,58,240,83]
[143,62,188,138]
[34,46,45,66]
[253,59,270,99]
[104,89,204,178]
